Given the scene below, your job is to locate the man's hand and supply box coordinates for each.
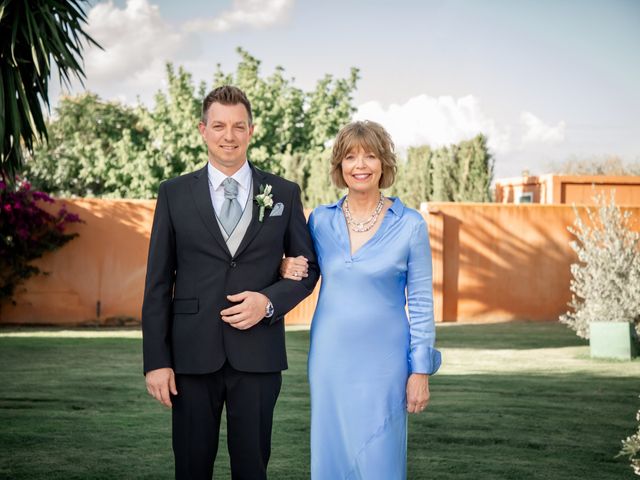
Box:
[145,367,177,408]
[221,291,269,330]
[406,373,430,414]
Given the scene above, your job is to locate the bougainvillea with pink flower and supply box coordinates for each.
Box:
[0,180,82,303]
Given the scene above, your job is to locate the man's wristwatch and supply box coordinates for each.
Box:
[265,300,274,318]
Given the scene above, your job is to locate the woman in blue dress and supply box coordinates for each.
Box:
[281,121,442,479]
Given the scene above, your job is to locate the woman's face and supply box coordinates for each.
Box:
[341,145,382,194]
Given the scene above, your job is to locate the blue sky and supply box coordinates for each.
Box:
[51,0,640,178]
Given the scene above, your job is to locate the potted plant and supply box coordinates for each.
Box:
[560,193,640,359]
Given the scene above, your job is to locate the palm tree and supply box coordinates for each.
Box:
[0,0,100,183]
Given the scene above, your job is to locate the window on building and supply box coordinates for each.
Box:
[518,192,534,204]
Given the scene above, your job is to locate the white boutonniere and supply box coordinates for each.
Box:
[255,184,274,222]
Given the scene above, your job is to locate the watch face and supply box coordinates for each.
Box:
[266,302,274,317]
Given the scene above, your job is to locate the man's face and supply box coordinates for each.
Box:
[198,102,254,173]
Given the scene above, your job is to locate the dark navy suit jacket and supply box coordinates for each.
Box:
[142,162,319,374]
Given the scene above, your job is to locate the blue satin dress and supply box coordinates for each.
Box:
[308,196,442,480]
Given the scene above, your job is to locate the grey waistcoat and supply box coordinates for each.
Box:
[215,179,253,256]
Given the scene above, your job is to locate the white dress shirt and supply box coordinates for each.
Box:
[207,160,252,214]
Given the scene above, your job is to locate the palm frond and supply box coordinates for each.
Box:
[0,0,102,182]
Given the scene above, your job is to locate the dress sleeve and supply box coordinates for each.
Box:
[308,209,316,236]
[406,217,442,375]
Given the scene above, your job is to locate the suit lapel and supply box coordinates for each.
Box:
[191,163,232,257]
[233,163,266,259]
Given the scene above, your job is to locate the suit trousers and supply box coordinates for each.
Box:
[171,362,282,480]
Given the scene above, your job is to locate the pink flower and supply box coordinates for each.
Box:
[33,191,54,203]
[65,213,81,223]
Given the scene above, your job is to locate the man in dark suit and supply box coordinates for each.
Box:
[142,85,318,479]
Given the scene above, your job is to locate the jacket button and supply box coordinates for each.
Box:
[230,261,237,268]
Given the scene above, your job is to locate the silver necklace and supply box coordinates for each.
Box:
[343,193,385,232]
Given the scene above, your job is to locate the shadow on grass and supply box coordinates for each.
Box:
[436,321,587,350]
[412,372,639,480]
[0,329,637,479]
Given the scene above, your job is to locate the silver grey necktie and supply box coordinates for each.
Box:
[220,177,242,235]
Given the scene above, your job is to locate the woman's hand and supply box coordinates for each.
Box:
[406,373,430,414]
[280,255,309,281]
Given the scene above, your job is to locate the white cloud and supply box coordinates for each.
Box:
[520,111,566,144]
[184,0,294,33]
[83,0,186,88]
[354,94,512,154]
[78,0,293,99]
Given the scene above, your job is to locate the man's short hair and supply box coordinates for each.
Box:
[201,86,253,125]
[330,121,398,189]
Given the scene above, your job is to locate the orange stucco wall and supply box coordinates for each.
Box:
[2,199,639,325]
[1,199,155,324]
[426,203,632,322]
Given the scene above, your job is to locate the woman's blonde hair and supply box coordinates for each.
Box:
[330,121,397,189]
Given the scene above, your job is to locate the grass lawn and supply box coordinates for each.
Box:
[1,322,639,479]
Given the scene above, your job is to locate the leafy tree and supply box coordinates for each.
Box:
[431,145,458,201]
[454,134,493,202]
[26,93,150,197]
[280,152,308,192]
[213,49,306,174]
[213,47,359,177]
[28,48,360,200]
[29,65,207,198]
[394,146,433,208]
[305,69,360,150]
[397,134,494,205]
[1,0,99,182]
[140,64,206,194]
[302,150,343,207]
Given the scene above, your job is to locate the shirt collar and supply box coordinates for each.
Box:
[330,195,405,216]
[207,160,252,191]
[387,196,404,216]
